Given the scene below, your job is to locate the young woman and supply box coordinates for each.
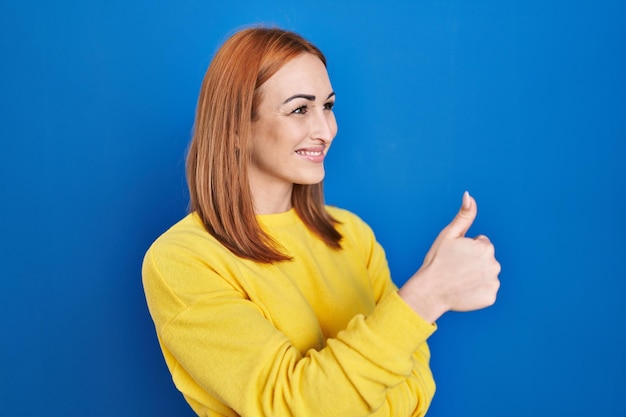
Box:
[142,27,500,417]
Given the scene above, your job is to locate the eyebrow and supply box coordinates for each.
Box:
[282,92,335,104]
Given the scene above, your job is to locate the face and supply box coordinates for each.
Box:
[249,53,337,201]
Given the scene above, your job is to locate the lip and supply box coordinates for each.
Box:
[295,146,326,163]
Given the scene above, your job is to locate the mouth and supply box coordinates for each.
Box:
[295,146,326,163]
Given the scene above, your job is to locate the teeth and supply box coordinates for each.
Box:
[296,150,322,156]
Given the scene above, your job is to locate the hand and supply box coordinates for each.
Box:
[398,192,501,323]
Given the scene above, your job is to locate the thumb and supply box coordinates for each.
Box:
[442,191,477,238]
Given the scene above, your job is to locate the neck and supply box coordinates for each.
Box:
[250,182,294,215]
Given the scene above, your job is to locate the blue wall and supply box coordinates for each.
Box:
[1,1,624,416]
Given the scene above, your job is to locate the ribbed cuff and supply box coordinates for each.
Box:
[366,291,437,354]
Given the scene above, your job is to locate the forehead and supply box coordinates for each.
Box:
[259,53,332,99]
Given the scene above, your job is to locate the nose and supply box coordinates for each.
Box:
[310,108,337,144]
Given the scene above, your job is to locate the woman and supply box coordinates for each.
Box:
[142,27,500,417]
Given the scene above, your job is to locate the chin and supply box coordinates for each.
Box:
[294,172,325,186]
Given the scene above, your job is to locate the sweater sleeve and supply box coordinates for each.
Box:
[142,242,436,417]
[338,210,436,417]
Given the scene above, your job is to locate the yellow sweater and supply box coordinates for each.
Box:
[142,206,436,417]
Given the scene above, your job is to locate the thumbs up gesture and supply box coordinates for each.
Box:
[398,192,501,323]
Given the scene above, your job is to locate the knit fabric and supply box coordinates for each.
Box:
[142,206,436,416]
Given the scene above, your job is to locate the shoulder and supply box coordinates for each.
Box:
[324,206,390,275]
[146,212,217,254]
[142,212,247,303]
[325,205,378,244]
[143,212,235,277]
[326,205,364,224]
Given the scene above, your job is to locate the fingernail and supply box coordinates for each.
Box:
[463,191,471,209]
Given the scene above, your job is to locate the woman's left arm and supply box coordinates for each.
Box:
[346,212,436,416]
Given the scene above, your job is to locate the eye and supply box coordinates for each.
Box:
[323,101,335,111]
[291,105,308,114]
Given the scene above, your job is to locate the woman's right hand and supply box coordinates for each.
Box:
[398,192,501,323]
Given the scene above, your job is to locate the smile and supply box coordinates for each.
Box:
[296,150,323,156]
[295,147,326,163]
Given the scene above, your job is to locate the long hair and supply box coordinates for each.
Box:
[186,27,342,263]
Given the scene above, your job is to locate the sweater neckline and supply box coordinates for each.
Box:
[256,208,299,228]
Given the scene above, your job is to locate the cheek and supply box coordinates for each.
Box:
[250,128,273,161]
[250,123,293,161]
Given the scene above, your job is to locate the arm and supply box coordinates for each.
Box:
[143,241,435,417]
[349,214,435,417]
[398,192,501,323]
[350,193,500,417]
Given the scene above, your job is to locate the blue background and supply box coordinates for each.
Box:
[1,1,624,416]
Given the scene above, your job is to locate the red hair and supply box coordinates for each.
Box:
[186,27,342,263]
